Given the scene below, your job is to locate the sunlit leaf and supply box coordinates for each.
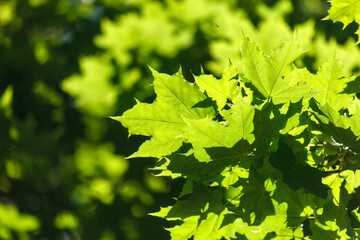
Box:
[325,0,360,43]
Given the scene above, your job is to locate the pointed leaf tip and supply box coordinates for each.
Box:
[109,116,121,122]
[200,65,205,75]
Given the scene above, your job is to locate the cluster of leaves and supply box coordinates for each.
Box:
[64,0,360,121]
[116,33,360,239]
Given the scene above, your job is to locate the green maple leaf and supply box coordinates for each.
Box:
[184,101,255,150]
[271,180,319,227]
[192,211,229,240]
[296,57,355,111]
[269,140,329,198]
[311,185,355,238]
[224,198,288,239]
[310,220,350,240]
[194,62,240,110]
[183,117,237,149]
[220,101,256,144]
[129,132,185,159]
[112,68,215,158]
[163,141,253,179]
[309,103,360,171]
[152,186,230,240]
[314,103,360,153]
[322,170,360,209]
[240,34,312,104]
[325,0,360,43]
[239,170,274,222]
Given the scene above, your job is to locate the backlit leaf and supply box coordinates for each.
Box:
[325,0,360,43]
[240,34,312,104]
[113,68,215,158]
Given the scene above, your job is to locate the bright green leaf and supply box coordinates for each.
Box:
[113,68,215,158]
[195,62,239,110]
[302,57,355,111]
[325,0,360,43]
[240,34,312,104]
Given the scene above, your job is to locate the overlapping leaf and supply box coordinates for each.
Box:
[151,186,230,240]
[269,140,329,198]
[112,68,215,158]
[239,170,274,222]
[194,63,240,110]
[240,34,312,104]
[218,198,288,239]
[325,0,360,43]
[312,103,360,159]
[271,180,319,226]
[184,101,255,150]
[296,57,355,111]
[160,141,253,179]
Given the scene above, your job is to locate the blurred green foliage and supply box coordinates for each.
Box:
[0,0,359,239]
[0,203,40,240]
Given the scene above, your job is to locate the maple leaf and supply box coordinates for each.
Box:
[240,34,313,104]
[325,0,360,43]
[194,62,240,110]
[112,68,215,158]
[184,101,255,150]
[151,186,231,240]
[294,57,355,111]
[162,141,253,179]
[313,103,360,151]
[271,180,319,226]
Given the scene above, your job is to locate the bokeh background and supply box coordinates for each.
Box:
[0,0,359,239]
